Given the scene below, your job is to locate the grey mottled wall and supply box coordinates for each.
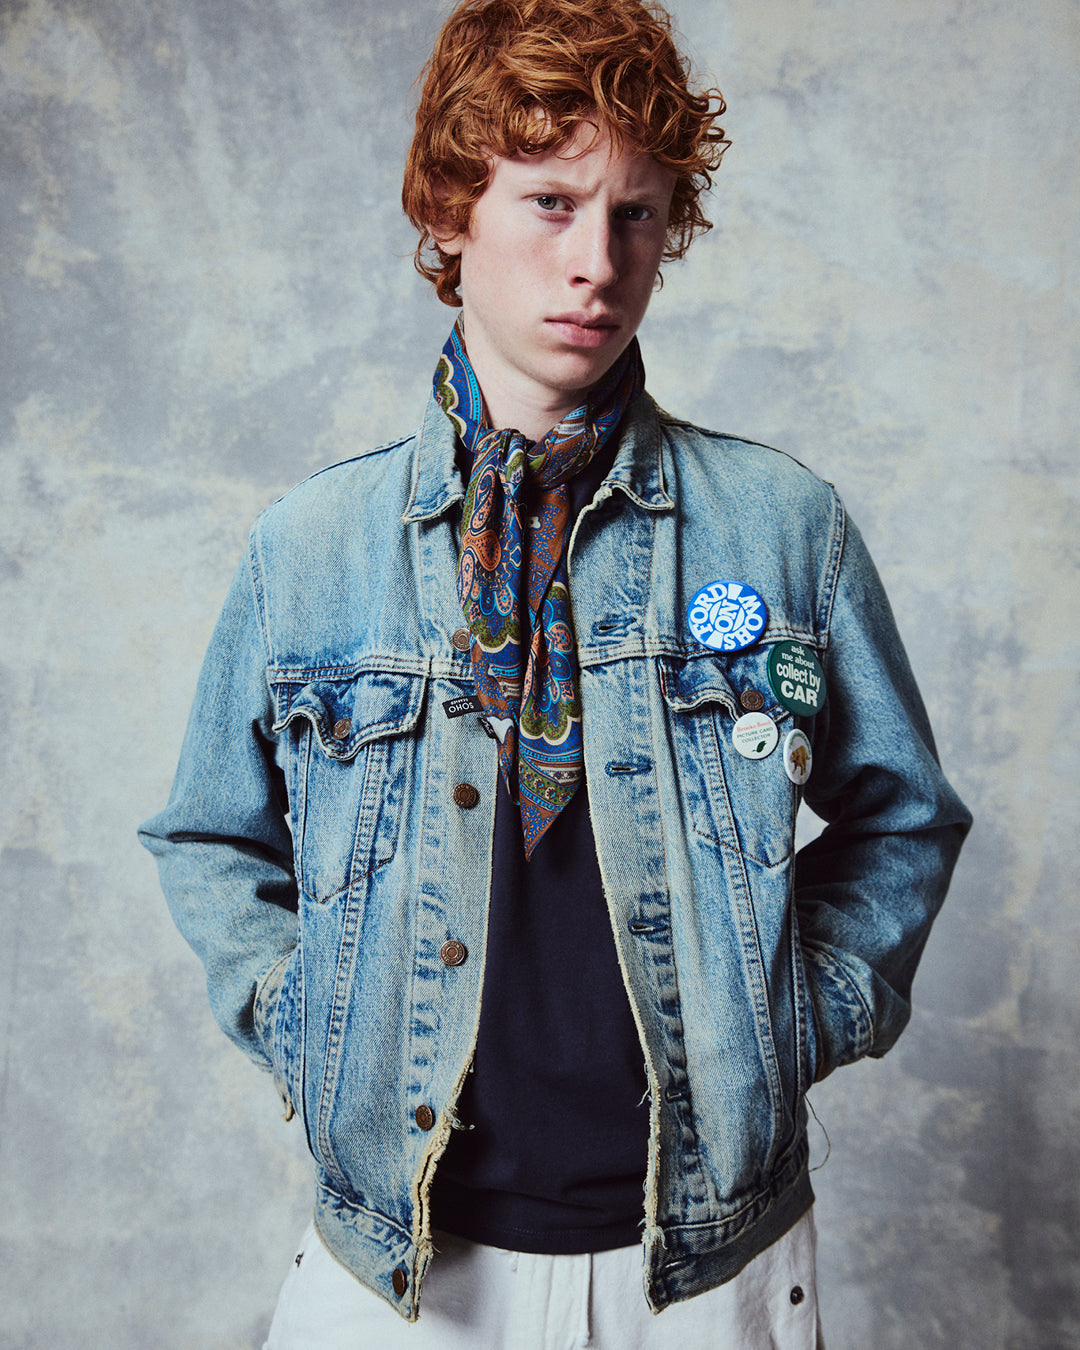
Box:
[1,1,1077,1346]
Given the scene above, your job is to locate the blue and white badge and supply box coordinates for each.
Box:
[687,580,768,653]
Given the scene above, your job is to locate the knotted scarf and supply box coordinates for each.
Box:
[433,321,644,858]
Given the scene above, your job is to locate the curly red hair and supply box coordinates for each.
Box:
[402,0,729,306]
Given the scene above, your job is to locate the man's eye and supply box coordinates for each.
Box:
[620,206,652,222]
[535,195,564,211]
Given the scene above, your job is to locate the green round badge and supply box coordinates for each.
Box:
[767,640,826,717]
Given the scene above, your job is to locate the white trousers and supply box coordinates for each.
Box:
[264,1211,823,1349]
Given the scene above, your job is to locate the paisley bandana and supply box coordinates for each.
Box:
[434,321,644,858]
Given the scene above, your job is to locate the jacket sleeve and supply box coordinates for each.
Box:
[795,512,971,1080]
[138,548,298,1070]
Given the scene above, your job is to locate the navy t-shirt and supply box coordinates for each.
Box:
[430,433,649,1253]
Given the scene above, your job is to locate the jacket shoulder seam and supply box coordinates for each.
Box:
[268,429,419,502]
[656,411,831,482]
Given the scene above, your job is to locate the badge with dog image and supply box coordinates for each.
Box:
[783,728,813,785]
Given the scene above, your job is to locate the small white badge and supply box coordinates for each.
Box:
[783,728,813,785]
[731,711,778,759]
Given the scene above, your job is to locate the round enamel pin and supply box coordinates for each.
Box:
[731,711,778,760]
[783,728,813,785]
[767,640,826,716]
[687,580,767,653]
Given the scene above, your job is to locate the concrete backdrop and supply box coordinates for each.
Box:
[1,0,1077,1346]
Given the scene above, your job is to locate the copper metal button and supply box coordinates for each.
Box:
[740,688,765,712]
[331,717,352,739]
[440,939,467,967]
[392,1267,408,1297]
[451,627,472,653]
[452,782,480,809]
[415,1104,435,1131]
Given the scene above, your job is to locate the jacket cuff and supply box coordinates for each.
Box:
[801,942,875,1080]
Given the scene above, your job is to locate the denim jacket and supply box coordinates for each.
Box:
[139,391,970,1320]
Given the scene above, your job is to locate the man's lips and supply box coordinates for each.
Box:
[546,313,621,347]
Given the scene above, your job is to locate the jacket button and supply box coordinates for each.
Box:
[790,1285,805,1305]
[415,1104,435,1130]
[392,1267,408,1297]
[452,782,479,809]
[331,717,351,739]
[451,627,472,653]
[740,688,765,712]
[440,939,467,967]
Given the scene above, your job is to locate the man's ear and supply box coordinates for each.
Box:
[431,225,464,257]
[427,179,469,256]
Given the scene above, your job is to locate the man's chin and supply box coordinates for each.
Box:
[538,343,630,399]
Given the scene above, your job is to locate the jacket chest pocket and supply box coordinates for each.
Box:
[273,669,425,903]
[658,650,798,868]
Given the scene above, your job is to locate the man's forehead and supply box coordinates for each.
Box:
[489,121,673,192]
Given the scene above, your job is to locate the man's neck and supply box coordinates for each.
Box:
[458,325,585,442]
[477,372,580,444]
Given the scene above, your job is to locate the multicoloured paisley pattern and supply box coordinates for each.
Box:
[434,321,644,857]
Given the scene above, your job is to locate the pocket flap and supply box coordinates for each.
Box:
[658,648,791,723]
[657,654,740,716]
[272,670,424,761]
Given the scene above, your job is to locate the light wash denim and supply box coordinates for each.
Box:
[139,391,970,1321]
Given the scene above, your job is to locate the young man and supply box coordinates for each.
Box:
[140,0,971,1344]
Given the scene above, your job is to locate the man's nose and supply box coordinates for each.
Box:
[568,213,619,290]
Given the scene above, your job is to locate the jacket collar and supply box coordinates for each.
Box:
[402,394,465,523]
[401,388,674,524]
[604,391,674,512]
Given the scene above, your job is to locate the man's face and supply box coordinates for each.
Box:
[438,123,676,437]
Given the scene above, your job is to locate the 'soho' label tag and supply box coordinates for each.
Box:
[443,694,482,719]
[687,580,767,653]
